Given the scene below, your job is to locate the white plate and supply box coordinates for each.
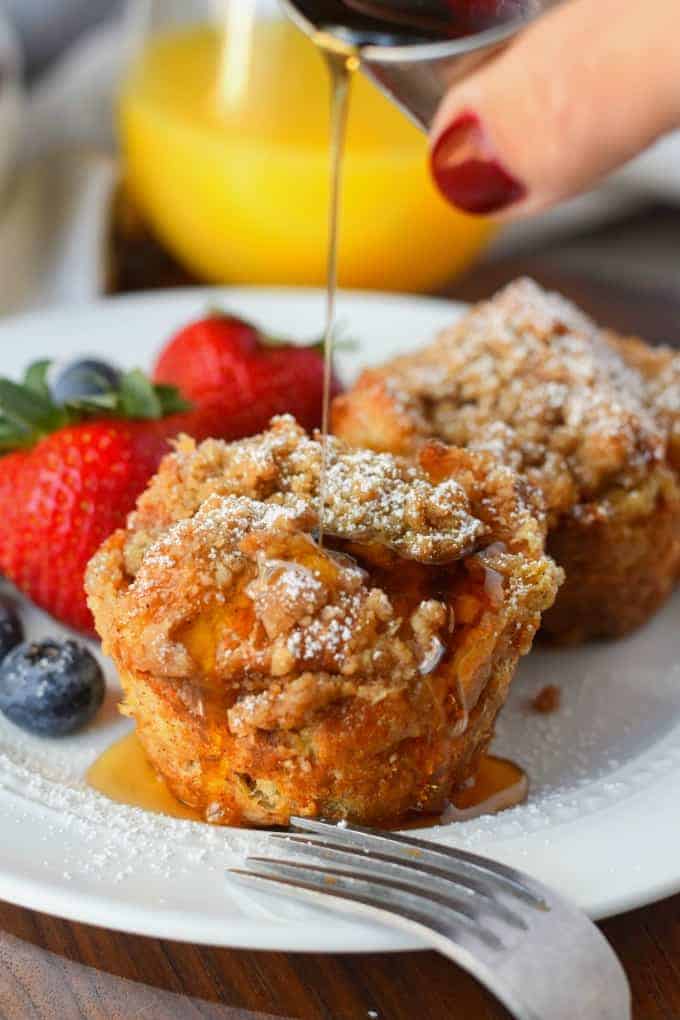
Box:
[0,287,679,953]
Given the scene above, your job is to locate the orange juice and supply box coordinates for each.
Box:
[118,20,495,291]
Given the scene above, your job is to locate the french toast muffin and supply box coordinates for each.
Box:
[86,416,561,827]
[333,279,680,642]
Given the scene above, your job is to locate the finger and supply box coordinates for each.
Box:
[429,0,680,218]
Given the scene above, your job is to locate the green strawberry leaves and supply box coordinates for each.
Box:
[0,377,67,450]
[23,360,52,400]
[0,362,192,453]
[153,383,195,415]
[119,369,164,420]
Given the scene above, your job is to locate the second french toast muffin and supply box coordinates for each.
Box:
[87,416,561,827]
[333,279,680,642]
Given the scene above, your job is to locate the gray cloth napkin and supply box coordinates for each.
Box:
[2,0,123,76]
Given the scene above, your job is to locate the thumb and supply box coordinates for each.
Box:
[429,0,680,218]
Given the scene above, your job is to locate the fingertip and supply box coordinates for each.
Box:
[429,110,526,216]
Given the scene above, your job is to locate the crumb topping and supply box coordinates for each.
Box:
[319,445,485,561]
[334,279,671,519]
[123,415,499,572]
[87,416,560,691]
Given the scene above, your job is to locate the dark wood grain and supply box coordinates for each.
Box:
[2,210,679,1019]
[1,896,680,1019]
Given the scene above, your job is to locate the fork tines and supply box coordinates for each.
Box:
[229,816,548,955]
[228,817,632,1020]
[288,816,548,908]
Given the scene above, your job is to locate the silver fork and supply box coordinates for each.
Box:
[228,818,631,1020]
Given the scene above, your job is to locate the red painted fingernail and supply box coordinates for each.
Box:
[430,112,526,215]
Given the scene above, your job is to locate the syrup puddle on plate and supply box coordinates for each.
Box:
[86,731,201,822]
[444,754,528,821]
[394,756,528,830]
[87,731,527,828]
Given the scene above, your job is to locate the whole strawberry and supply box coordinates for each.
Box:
[0,362,197,633]
[153,312,342,439]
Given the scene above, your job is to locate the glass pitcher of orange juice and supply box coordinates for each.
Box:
[118,0,495,292]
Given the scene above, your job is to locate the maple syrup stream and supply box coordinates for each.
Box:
[318,41,358,546]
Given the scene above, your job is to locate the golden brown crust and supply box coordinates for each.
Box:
[333,279,680,641]
[86,418,561,827]
[607,331,680,474]
[543,465,680,641]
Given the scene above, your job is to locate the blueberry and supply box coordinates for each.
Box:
[51,359,121,404]
[0,596,23,662]
[0,639,105,737]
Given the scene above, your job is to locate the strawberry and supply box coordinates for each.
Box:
[0,362,199,633]
[0,314,343,634]
[153,312,342,440]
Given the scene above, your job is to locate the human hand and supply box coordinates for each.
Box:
[429,0,680,218]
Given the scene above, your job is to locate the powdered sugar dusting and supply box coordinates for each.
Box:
[337,279,673,519]
[320,444,485,561]
[113,414,496,576]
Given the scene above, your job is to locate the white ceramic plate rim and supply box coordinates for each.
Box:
[0,286,678,953]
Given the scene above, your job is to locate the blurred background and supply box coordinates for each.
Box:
[3,0,122,76]
[0,0,678,340]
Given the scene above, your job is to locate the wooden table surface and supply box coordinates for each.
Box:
[2,206,680,1020]
[1,894,680,1020]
